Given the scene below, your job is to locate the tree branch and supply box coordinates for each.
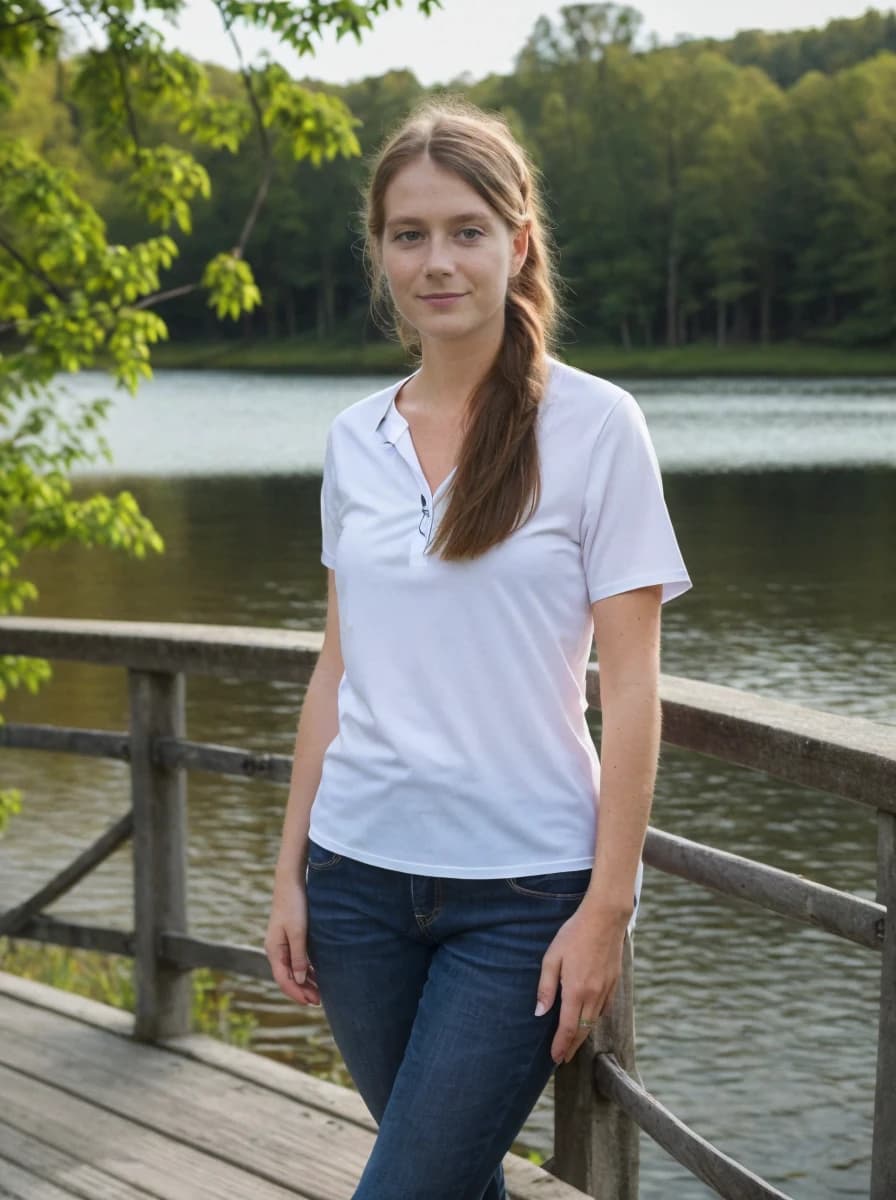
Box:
[213,0,274,257]
[108,15,142,148]
[132,281,201,310]
[0,5,63,30]
[0,229,65,300]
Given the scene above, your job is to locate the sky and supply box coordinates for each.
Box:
[150,1,892,86]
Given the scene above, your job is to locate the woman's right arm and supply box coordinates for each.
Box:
[264,568,342,1006]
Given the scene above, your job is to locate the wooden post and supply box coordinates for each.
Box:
[871,811,896,1199]
[552,928,639,1198]
[128,668,191,1042]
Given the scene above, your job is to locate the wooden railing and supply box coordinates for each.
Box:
[0,616,894,1200]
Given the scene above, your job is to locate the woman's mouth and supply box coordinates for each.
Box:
[419,293,466,307]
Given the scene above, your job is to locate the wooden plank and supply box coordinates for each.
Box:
[0,1157,79,1200]
[0,812,133,938]
[643,826,884,948]
[0,996,382,1195]
[0,1065,311,1200]
[1,616,892,812]
[155,1031,593,1199]
[591,668,896,812]
[128,668,190,1042]
[155,737,292,782]
[0,978,590,1200]
[0,1124,158,1199]
[871,810,896,1200]
[0,617,321,682]
[0,725,129,761]
[0,971,134,1035]
[160,931,270,978]
[5,917,133,958]
[595,1053,793,1199]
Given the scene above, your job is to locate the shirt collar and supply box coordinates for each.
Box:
[375,367,421,445]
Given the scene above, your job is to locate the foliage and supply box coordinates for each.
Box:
[0,0,441,834]
[0,936,257,1044]
[11,3,885,356]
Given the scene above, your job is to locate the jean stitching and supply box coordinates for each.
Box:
[307,853,343,871]
[414,877,442,929]
[504,878,590,900]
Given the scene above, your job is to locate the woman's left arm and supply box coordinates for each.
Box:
[535,583,663,1065]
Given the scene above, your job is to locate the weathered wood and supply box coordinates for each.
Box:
[0,1003,373,1197]
[2,616,893,812]
[159,931,269,977]
[594,1053,794,1200]
[0,969,135,1035]
[644,826,885,949]
[587,668,896,812]
[0,723,130,761]
[552,929,638,1199]
[128,669,190,1041]
[155,735,293,782]
[871,810,896,1200]
[0,1122,157,1200]
[0,811,134,938]
[0,1155,80,1200]
[6,916,133,957]
[0,975,591,1200]
[0,1064,308,1200]
[2,614,894,1198]
[0,615,321,682]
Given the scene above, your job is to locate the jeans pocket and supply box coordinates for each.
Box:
[504,867,593,900]
[306,838,344,871]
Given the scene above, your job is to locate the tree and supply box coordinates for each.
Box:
[0,0,440,831]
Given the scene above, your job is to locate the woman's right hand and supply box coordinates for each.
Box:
[264,877,322,1006]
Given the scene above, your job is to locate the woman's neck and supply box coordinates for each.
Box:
[410,324,503,416]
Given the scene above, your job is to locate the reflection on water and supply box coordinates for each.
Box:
[51,368,896,476]
[2,371,895,1198]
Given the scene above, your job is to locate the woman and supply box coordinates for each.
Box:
[265,95,692,1200]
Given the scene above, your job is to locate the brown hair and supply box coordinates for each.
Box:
[361,95,565,560]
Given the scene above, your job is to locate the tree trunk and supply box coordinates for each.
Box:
[317,253,335,338]
[759,285,771,347]
[620,316,631,350]
[265,293,278,340]
[716,297,726,348]
[665,244,678,347]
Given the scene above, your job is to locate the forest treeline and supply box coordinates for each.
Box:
[7,3,896,350]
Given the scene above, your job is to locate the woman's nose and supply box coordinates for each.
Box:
[424,235,454,274]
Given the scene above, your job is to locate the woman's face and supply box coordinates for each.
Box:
[379,154,528,345]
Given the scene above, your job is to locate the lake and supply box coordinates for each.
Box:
[1,367,895,1198]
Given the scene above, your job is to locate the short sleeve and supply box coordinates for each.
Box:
[580,391,692,605]
[320,426,341,569]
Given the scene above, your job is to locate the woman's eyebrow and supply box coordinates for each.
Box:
[385,210,493,229]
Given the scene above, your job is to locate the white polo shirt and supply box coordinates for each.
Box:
[308,355,692,918]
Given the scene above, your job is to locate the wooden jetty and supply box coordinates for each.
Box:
[0,970,586,1199]
[1,616,895,1199]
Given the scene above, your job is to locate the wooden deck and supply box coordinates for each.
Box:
[0,971,589,1200]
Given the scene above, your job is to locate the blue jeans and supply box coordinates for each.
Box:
[305,837,599,1200]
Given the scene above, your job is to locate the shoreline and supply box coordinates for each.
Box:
[146,338,896,379]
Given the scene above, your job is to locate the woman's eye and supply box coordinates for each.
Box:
[393,228,483,243]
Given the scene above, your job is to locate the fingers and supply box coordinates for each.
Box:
[534,951,560,1019]
[551,985,586,1065]
[266,931,321,1007]
[551,983,614,1064]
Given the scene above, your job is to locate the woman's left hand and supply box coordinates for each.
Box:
[535,905,629,1065]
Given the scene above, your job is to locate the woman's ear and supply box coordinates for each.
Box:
[510,221,530,278]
